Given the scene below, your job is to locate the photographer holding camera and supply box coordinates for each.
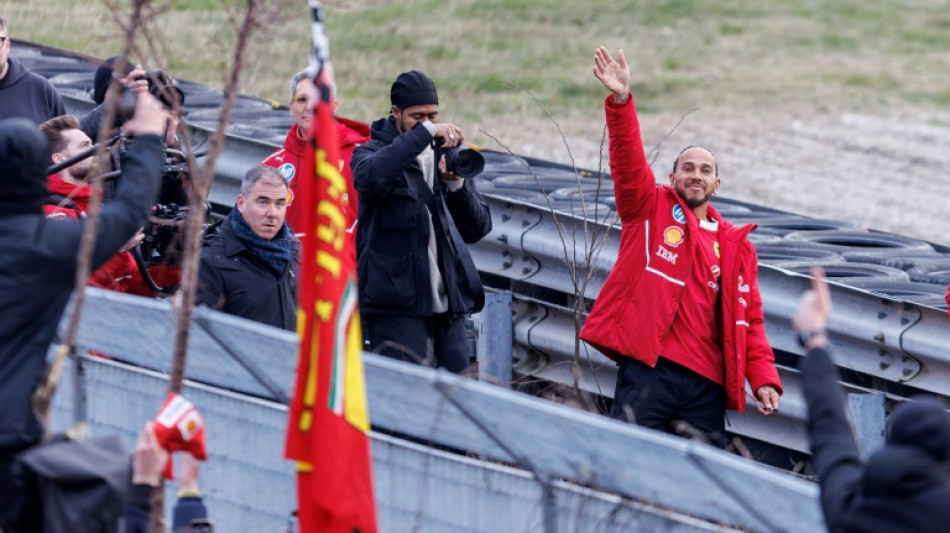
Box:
[81,57,182,150]
[351,70,491,373]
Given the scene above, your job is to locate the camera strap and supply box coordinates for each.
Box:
[414,156,485,314]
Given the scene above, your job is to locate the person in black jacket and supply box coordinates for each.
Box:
[196,165,300,331]
[0,93,167,531]
[795,269,950,533]
[351,70,491,373]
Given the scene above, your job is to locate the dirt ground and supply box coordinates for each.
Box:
[490,108,950,248]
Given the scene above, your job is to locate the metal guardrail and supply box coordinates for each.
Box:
[54,289,824,532]
[470,196,950,395]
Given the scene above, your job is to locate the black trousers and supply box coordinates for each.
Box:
[362,313,470,374]
[610,356,728,448]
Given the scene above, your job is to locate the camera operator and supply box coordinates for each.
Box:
[40,114,150,296]
[0,92,167,531]
[79,56,149,142]
[83,58,189,294]
[351,70,491,373]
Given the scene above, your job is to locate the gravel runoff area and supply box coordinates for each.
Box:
[489,108,950,248]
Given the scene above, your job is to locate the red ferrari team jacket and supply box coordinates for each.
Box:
[579,95,782,412]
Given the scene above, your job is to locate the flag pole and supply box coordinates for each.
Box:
[284,2,378,531]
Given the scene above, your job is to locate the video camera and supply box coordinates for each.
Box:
[131,144,214,295]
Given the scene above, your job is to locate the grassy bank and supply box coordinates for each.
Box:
[6,0,950,164]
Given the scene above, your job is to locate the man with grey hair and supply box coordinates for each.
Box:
[0,16,66,122]
[262,68,369,242]
[196,165,300,330]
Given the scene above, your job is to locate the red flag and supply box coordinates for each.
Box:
[284,3,377,532]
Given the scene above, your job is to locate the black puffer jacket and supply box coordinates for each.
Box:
[0,121,162,453]
[802,347,950,533]
[196,215,300,331]
[352,116,491,317]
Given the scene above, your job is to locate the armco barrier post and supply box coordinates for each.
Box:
[848,391,886,457]
[477,292,513,387]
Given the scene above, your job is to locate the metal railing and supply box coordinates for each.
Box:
[53,289,824,532]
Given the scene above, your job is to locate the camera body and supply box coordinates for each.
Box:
[136,69,185,108]
[115,68,185,119]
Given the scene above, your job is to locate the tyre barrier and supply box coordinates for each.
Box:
[782,229,935,253]
[514,152,605,179]
[713,195,788,215]
[746,233,784,245]
[752,243,844,264]
[474,150,535,175]
[48,71,97,94]
[470,177,496,194]
[768,260,911,283]
[731,216,857,237]
[711,203,754,217]
[905,260,950,285]
[490,171,596,190]
[484,188,548,206]
[841,279,949,310]
[840,249,946,268]
[15,56,96,78]
[548,187,617,214]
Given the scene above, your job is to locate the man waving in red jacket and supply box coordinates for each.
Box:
[580,47,782,448]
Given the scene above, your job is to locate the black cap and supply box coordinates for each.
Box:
[390,70,439,109]
[0,118,51,215]
[93,56,136,105]
[887,396,950,462]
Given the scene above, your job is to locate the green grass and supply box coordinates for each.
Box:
[6,0,950,160]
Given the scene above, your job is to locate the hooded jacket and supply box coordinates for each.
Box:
[0,57,67,124]
[44,174,145,294]
[578,95,781,412]
[0,119,162,453]
[262,118,370,236]
[351,115,491,317]
[802,346,950,533]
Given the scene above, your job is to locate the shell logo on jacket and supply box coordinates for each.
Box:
[663,226,685,247]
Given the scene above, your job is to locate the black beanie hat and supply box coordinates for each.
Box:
[93,56,136,105]
[887,397,950,462]
[0,118,51,215]
[390,70,439,109]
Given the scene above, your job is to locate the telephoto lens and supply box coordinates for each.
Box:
[444,146,485,179]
